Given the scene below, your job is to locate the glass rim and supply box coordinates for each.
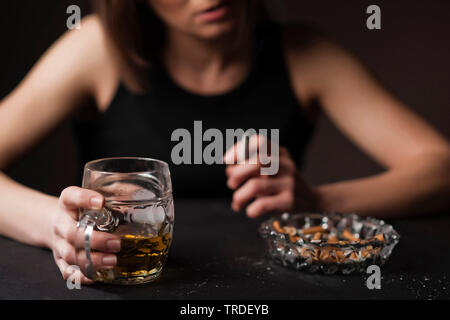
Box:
[84,157,170,174]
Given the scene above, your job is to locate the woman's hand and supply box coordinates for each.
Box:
[224,135,319,218]
[49,186,121,284]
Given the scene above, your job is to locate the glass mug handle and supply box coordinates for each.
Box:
[76,208,120,280]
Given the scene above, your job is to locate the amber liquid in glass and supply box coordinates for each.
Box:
[98,233,171,284]
[94,198,173,285]
[116,233,171,276]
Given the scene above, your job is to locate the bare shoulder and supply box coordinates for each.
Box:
[0,15,119,166]
[283,25,352,71]
[282,25,366,100]
[48,14,119,111]
[75,15,120,110]
[281,24,333,107]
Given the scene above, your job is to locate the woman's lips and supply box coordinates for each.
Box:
[197,3,230,22]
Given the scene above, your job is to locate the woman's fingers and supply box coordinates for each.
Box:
[232,176,294,211]
[53,237,117,270]
[226,141,299,217]
[58,186,104,214]
[53,212,121,253]
[224,134,265,164]
[52,186,121,284]
[75,249,117,270]
[246,192,295,218]
[54,255,94,285]
[53,238,77,265]
[226,155,296,189]
[89,231,121,252]
[226,159,261,189]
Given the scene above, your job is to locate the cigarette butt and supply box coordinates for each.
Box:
[319,249,332,263]
[301,225,326,235]
[289,235,300,243]
[300,248,308,258]
[349,252,359,261]
[284,226,297,236]
[273,220,284,233]
[342,230,359,242]
[361,249,371,258]
[372,233,384,242]
[300,248,316,261]
[335,250,345,263]
[327,235,338,243]
[312,249,320,262]
[313,232,322,241]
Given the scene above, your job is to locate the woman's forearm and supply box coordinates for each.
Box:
[314,153,450,218]
[0,172,58,248]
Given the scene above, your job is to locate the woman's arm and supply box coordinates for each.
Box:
[0,15,117,246]
[0,16,120,283]
[285,34,450,218]
[0,172,58,247]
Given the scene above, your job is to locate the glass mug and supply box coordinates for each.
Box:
[75,157,174,285]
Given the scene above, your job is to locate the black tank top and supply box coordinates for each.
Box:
[72,24,315,198]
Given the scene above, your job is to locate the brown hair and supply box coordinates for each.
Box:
[93,0,266,93]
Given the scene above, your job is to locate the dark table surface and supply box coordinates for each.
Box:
[0,199,449,300]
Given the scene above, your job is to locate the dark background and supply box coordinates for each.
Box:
[1,0,449,196]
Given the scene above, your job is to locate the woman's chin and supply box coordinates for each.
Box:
[195,21,236,40]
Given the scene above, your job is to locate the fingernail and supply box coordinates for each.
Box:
[106,240,121,252]
[247,209,257,219]
[90,196,103,210]
[102,255,117,266]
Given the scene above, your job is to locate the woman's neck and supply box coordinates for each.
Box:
[165,26,245,68]
[162,27,253,95]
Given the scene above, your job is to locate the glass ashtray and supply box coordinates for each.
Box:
[258,212,400,275]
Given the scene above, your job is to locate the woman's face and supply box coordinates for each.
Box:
[148,0,246,39]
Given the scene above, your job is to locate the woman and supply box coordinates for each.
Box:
[0,0,449,284]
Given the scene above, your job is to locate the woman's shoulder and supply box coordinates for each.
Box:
[50,14,120,112]
[281,23,359,101]
[54,14,119,81]
[73,15,121,111]
[282,23,357,74]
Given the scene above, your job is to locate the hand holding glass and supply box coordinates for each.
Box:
[75,157,174,285]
